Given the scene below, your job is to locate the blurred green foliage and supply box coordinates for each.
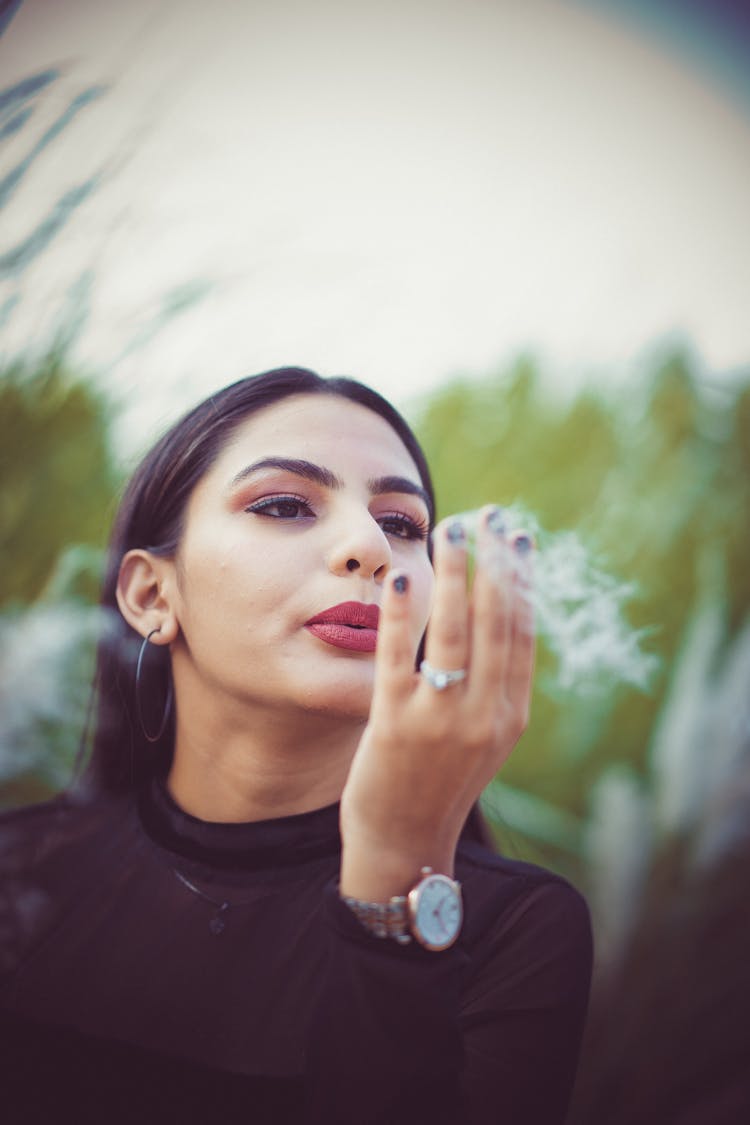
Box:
[0,353,120,806]
[0,351,120,609]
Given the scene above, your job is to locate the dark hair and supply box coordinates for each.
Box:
[81,367,436,794]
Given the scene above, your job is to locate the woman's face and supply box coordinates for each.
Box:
[167,393,434,720]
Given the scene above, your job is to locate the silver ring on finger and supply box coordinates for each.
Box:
[419,660,468,692]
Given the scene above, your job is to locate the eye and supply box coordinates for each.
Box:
[377,513,430,541]
[245,495,314,520]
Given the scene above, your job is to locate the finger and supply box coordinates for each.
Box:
[372,570,419,707]
[422,518,470,678]
[505,533,536,717]
[466,506,513,705]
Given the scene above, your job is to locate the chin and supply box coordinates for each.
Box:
[297,671,374,721]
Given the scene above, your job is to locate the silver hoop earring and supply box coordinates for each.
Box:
[135,628,174,744]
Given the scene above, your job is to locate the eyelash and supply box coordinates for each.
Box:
[245,495,429,542]
[246,494,313,520]
[379,513,430,542]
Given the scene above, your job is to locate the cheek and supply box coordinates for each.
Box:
[177,535,290,628]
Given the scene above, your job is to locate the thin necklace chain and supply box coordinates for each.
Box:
[171,867,257,936]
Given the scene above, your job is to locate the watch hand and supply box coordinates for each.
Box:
[433,904,448,935]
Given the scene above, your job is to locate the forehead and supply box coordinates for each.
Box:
[212,394,422,481]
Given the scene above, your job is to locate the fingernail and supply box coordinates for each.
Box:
[514,534,533,556]
[445,521,466,545]
[486,507,507,536]
[393,573,409,594]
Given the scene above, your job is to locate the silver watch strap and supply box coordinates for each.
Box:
[340,892,412,944]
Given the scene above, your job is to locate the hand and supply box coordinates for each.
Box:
[339,507,535,902]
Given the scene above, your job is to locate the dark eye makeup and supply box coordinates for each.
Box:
[245,494,429,541]
[377,513,430,541]
[245,494,314,520]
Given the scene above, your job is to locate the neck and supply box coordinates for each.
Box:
[166,704,364,823]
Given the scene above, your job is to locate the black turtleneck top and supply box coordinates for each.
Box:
[0,776,592,1124]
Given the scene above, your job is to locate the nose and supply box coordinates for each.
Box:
[327,508,392,581]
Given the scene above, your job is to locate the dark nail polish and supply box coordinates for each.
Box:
[446,521,465,545]
[487,507,507,536]
[393,574,409,594]
[514,534,533,556]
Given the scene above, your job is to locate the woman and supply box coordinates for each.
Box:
[1,367,592,1124]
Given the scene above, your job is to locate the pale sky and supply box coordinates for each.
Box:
[1,0,749,457]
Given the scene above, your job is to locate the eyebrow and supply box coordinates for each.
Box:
[228,457,433,518]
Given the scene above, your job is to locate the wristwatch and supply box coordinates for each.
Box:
[341,866,463,951]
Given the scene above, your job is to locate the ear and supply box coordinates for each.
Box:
[116,550,180,644]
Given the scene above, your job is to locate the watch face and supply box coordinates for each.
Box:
[410,874,463,951]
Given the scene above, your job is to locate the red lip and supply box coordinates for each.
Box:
[306,602,380,629]
[305,602,380,653]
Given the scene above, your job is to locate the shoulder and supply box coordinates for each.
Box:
[0,786,135,979]
[456,840,593,983]
[1,792,75,858]
[0,784,132,870]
